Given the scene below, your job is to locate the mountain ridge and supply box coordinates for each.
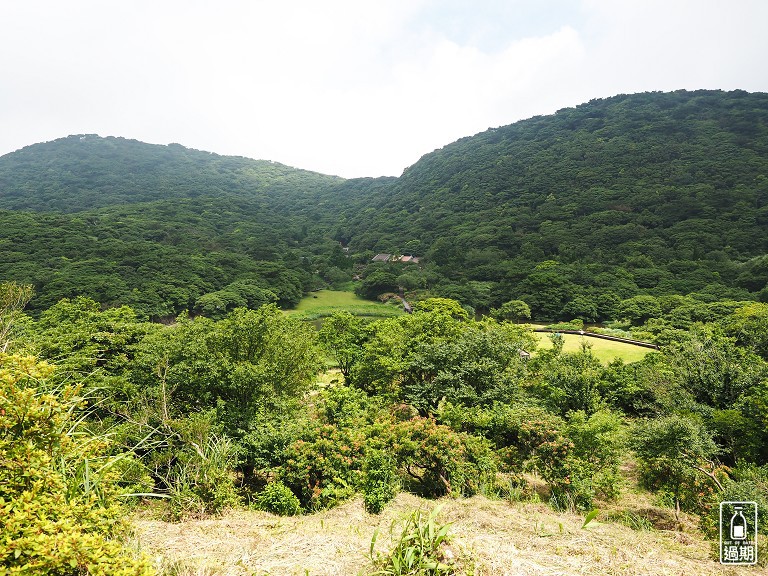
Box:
[1,89,768,318]
[0,133,344,213]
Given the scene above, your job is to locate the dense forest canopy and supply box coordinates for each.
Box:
[339,89,768,318]
[1,90,768,319]
[0,134,344,212]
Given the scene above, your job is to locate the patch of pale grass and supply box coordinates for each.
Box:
[133,493,738,576]
[534,332,652,364]
[285,290,403,320]
[315,368,343,387]
[290,290,369,311]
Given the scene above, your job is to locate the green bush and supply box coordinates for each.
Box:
[369,506,456,575]
[700,463,768,539]
[255,481,301,516]
[382,416,498,498]
[565,410,625,501]
[476,404,623,511]
[0,353,154,576]
[363,450,398,514]
[318,384,372,426]
[278,423,364,510]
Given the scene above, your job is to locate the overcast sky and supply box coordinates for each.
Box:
[1,0,767,178]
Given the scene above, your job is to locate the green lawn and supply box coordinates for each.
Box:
[286,290,405,320]
[288,296,651,363]
[534,331,653,364]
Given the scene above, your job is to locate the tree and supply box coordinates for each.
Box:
[632,414,722,523]
[565,409,626,502]
[664,324,766,409]
[28,297,154,414]
[725,302,768,360]
[412,297,469,320]
[399,321,532,412]
[207,305,322,437]
[348,299,472,397]
[195,282,278,319]
[356,269,398,300]
[129,306,322,487]
[318,311,367,380]
[618,295,662,325]
[562,295,599,323]
[490,299,531,323]
[130,313,218,421]
[537,342,603,415]
[194,290,246,319]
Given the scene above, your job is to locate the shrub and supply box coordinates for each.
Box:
[632,414,725,522]
[278,423,364,510]
[480,404,622,511]
[0,353,153,575]
[255,481,301,516]
[369,506,456,575]
[383,417,497,498]
[538,347,605,416]
[700,463,768,538]
[318,384,372,426]
[363,450,398,514]
[565,410,626,501]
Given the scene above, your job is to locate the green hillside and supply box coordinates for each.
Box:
[343,90,768,318]
[1,90,768,319]
[0,134,342,212]
[0,136,350,316]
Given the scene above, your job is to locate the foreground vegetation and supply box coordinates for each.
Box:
[2,280,768,572]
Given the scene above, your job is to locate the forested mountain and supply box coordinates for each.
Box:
[340,90,768,318]
[0,134,343,212]
[5,92,768,573]
[2,89,768,318]
[0,136,352,316]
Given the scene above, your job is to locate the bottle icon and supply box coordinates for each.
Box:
[730,506,747,540]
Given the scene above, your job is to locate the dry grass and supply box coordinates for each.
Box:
[131,493,745,576]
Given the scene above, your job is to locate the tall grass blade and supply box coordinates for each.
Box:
[582,508,600,529]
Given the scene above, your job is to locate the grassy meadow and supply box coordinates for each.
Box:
[534,331,653,364]
[286,289,405,320]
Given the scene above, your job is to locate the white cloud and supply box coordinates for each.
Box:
[0,0,766,177]
[579,0,768,95]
